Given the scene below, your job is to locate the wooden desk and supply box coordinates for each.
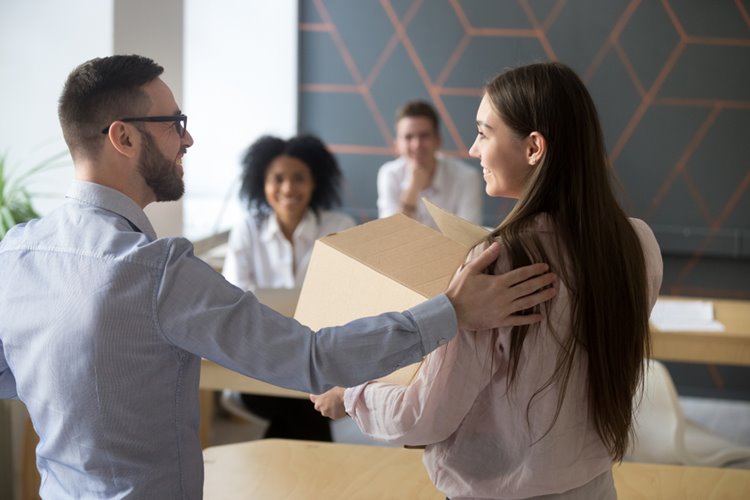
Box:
[198,295,750,445]
[203,439,440,499]
[651,297,750,366]
[200,358,307,399]
[203,439,750,499]
[613,461,750,499]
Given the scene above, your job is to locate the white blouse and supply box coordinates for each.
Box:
[222,209,355,292]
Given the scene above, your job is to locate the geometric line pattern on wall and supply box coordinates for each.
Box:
[300,0,750,298]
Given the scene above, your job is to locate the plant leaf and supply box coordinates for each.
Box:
[0,151,69,241]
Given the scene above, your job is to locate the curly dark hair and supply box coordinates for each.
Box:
[239,134,343,216]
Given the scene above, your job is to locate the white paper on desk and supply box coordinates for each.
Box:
[650,299,726,332]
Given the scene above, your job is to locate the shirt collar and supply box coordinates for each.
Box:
[65,180,158,240]
[260,209,317,244]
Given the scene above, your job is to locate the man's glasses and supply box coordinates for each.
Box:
[101,114,188,138]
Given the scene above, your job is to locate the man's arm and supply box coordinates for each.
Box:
[446,242,556,330]
[158,240,555,394]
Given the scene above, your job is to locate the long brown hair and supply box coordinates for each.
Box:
[485,62,650,461]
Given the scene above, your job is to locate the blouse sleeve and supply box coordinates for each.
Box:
[376,163,402,219]
[630,218,663,308]
[222,219,257,292]
[344,326,499,446]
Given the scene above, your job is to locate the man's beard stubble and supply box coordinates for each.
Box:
[138,130,185,202]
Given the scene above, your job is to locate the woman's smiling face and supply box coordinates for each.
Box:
[469,94,534,199]
[264,155,315,219]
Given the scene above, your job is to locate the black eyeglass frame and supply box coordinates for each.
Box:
[101,114,188,137]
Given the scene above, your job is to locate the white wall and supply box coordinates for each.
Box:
[0,0,298,239]
[0,0,114,215]
[114,0,185,237]
[183,0,298,238]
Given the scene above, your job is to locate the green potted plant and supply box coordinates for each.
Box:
[0,152,68,240]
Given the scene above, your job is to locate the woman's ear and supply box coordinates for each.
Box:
[526,131,547,166]
[107,121,139,159]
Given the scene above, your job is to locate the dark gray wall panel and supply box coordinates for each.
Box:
[660,45,750,101]
[298,0,750,293]
[300,0,324,22]
[337,153,391,222]
[298,0,750,399]
[615,104,709,216]
[458,0,532,29]
[687,109,750,224]
[443,36,549,88]
[300,31,356,85]
[369,44,432,133]
[527,0,561,23]
[323,0,395,78]
[441,94,483,156]
[545,0,631,74]
[299,92,384,146]
[406,0,465,82]
[670,0,750,38]
[587,50,643,151]
[619,0,681,90]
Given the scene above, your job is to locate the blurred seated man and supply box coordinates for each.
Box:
[377,100,483,228]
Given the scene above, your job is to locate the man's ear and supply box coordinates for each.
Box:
[107,121,139,159]
[526,131,546,166]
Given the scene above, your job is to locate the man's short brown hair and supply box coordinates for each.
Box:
[395,100,440,134]
[58,55,164,158]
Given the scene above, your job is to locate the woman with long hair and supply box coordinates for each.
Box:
[311,62,663,498]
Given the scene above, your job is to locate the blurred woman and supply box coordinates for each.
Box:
[223,134,355,441]
[223,134,354,292]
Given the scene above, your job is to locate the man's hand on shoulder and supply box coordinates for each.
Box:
[446,242,557,330]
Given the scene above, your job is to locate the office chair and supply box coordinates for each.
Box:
[627,359,750,466]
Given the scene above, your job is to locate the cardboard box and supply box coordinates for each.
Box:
[294,201,491,383]
[295,201,490,329]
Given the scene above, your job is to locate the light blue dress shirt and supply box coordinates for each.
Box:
[0,180,457,499]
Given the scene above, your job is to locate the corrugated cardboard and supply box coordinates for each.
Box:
[294,209,490,328]
[293,202,491,384]
[422,198,492,248]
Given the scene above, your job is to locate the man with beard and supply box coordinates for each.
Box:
[0,55,557,499]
